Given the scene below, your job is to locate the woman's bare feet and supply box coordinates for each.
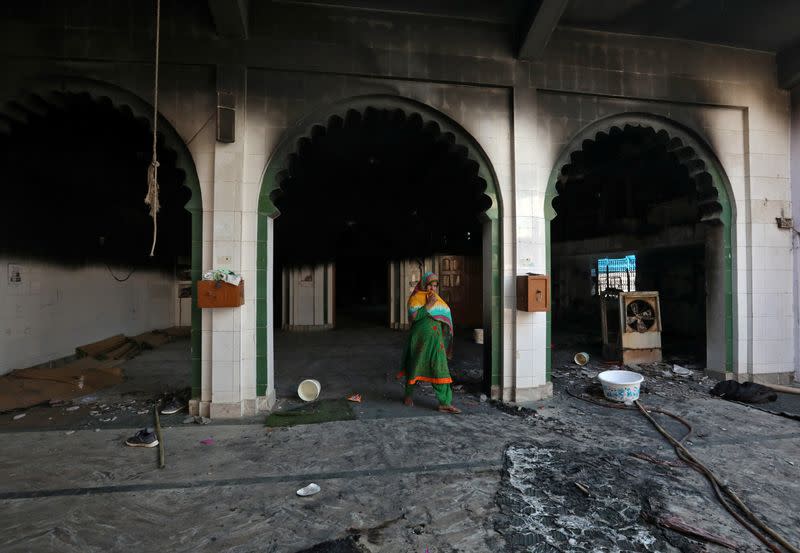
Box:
[403,397,414,407]
[437,405,461,414]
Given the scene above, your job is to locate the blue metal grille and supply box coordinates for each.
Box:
[597,255,636,293]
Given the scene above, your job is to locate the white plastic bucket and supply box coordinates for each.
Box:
[297,379,321,402]
[573,352,590,366]
[473,329,484,344]
[598,370,644,403]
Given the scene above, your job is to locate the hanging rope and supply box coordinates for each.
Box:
[144,0,161,257]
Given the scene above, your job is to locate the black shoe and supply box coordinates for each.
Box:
[160,398,184,415]
[125,428,158,448]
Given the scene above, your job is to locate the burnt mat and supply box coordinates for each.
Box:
[265,399,355,427]
[494,442,757,553]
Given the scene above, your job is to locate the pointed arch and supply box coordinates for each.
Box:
[256,94,504,398]
[544,113,736,376]
[1,75,205,396]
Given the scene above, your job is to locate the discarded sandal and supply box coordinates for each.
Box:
[296,483,321,497]
[346,393,362,403]
[437,405,461,414]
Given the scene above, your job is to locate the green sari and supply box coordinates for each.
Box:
[397,272,454,406]
[400,307,452,386]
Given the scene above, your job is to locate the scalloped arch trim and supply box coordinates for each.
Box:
[545,113,734,228]
[258,94,502,221]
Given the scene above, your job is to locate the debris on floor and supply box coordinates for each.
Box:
[0,327,188,414]
[76,334,134,359]
[200,438,215,446]
[672,364,692,377]
[552,357,712,403]
[710,380,777,403]
[640,504,741,550]
[496,442,670,551]
[182,415,210,425]
[296,483,321,497]
[132,331,172,349]
[0,359,123,413]
[346,393,362,403]
[160,397,185,414]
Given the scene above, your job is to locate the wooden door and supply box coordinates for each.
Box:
[438,255,482,329]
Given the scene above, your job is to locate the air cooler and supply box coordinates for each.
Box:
[619,291,662,364]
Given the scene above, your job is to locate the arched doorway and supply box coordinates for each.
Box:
[256,95,503,403]
[545,114,735,377]
[0,77,204,396]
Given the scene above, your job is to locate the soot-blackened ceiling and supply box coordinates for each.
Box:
[0,92,190,268]
[272,107,492,264]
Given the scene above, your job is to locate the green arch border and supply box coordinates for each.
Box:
[256,94,504,397]
[543,112,736,379]
[9,75,205,396]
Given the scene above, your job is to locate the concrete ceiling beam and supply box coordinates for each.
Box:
[517,0,569,61]
[208,0,249,39]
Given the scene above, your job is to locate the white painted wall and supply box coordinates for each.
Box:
[528,28,794,383]
[0,258,176,375]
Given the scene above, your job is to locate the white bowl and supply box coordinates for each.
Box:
[598,370,644,403]
[297,379,321,402]
[573,352,590,366]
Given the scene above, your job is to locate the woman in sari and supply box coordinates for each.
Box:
[397,271,461,414]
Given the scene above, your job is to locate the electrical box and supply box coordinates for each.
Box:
[516,274,550,312]
[216,91,236,143]
[197,280,244,308]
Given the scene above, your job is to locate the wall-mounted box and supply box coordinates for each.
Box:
[516,274,550,312]
[197,280,244,308]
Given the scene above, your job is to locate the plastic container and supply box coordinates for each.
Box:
[573,352,590,366]
[598,370,644,403]
[473,329,484,344]
[297,379,321,402]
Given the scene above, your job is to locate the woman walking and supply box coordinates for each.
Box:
[398,271,461,414]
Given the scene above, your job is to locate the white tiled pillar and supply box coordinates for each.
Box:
[745,101,794,384]
[184,101,217,419]
[512,86,552,403]
[209,64,249,418]
[791,87,800,382]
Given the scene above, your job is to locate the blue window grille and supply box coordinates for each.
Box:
[597,255,636,293]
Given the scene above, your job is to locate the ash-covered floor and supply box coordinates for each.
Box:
[273,325,491,419]
[1,330,799,552]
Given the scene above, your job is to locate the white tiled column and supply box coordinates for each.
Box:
[184,101,217,419]
[209,64,248,418]
[793,87,800,382]
[745,100,794,384]
[512,86,552,403]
